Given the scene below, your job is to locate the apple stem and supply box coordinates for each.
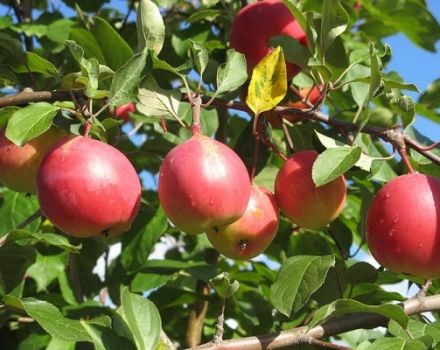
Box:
[280,117,295,153]
[191,95,202,135]
[213,298,226,344]
[259,118,288,161]
[250,133,260,181]
[83,122,92,138]
[398,147,415,174]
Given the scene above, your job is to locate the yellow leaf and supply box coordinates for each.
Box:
[246,46,287,116]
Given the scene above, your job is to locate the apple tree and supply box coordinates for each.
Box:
[0,0,440,349]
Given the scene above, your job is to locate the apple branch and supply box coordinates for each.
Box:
[189,294,440,350]
[0,90,439,167]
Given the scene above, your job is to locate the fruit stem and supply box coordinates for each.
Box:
[191,94,202,135]
[398,147,415,174]
[213,298,226,344]
[83,122,92,138]
[250,132,260,181]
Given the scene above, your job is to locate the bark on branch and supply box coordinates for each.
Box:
[188,295,440,350]
[0,90,438,167]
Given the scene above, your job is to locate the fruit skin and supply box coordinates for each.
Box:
[114,102,135,122]
[275,150,346,229]
[0,128,65,194]
[37,136,141,238]
[366,173,440,279]
[158,133,251,235]
[266,86,321,127]
[207,185,279,260]
[230,0,307,79]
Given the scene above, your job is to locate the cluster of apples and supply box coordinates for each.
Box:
[0,128,141,238]
[158,130,347,259]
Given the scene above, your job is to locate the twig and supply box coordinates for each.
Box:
[120,0,135,32]
[189,294,440,350]
[213,299,226,344]
[1,90,439,167]
[186,280,210,347]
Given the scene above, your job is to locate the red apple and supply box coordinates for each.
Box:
[114,102,135,122]
[275,150,346,229]
[230,0,307,79]
[207,185,279,260]
[366,173,440,278]
[158,133,251,234]
[0,128,65,194]
[36,136,141,238]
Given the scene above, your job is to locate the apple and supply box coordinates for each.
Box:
[275,150,346,229]
[36,135,141,238]
[207,185,279,260]
[230,0,307,79]
[0,127,65,194]
[158,133,251,235]
[366,173,440,278]
[114,102,135,122]
[265,86,322,127]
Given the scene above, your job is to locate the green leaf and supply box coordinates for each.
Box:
[131,273,176,293]
[47,19,75,43]
[368,337,427,350]
[119,287,161,350]
[0,191,40,236]
[136,0,165,54]
[5,102,60,146]
[282,0,307,33]
[344,262,378,285]
[81,322,135,350]
[209,273,240,299]
[137,75,181,120]
[121,207,168,272]
[0,244,36,295]
[215,49,248,97]
[4,296,91,341]
[11,52,58,75]
[0,32,26,64]
[320,0,348,54]
[312,147,362,187]
[367,43,382,103]
[269,35,310,70]
[0,106,19,128]
[315,131,374,172]
[419,78,440,109]
[189,40,209,78]
[386,89,415,129]
[308,299,409,329]
[4,229,81,253]
[66,40,99,96]
[246,47,287,116]
[91,17,134,70]
[109,50,148,106]
[27,253,67,292]
[270,255,335,316]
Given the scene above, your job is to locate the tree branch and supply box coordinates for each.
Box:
[0,90,439,167]
[189,295,440,350]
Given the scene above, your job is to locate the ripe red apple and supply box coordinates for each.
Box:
[366,173,440,278]
[158,133,251,235]
[36,136,141,238]
[0,128,65,194]
[114,102,135,122]
[207,185,279,260]
[230,0,307,79]
[275,150,346,229]
[266,86,322,127]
